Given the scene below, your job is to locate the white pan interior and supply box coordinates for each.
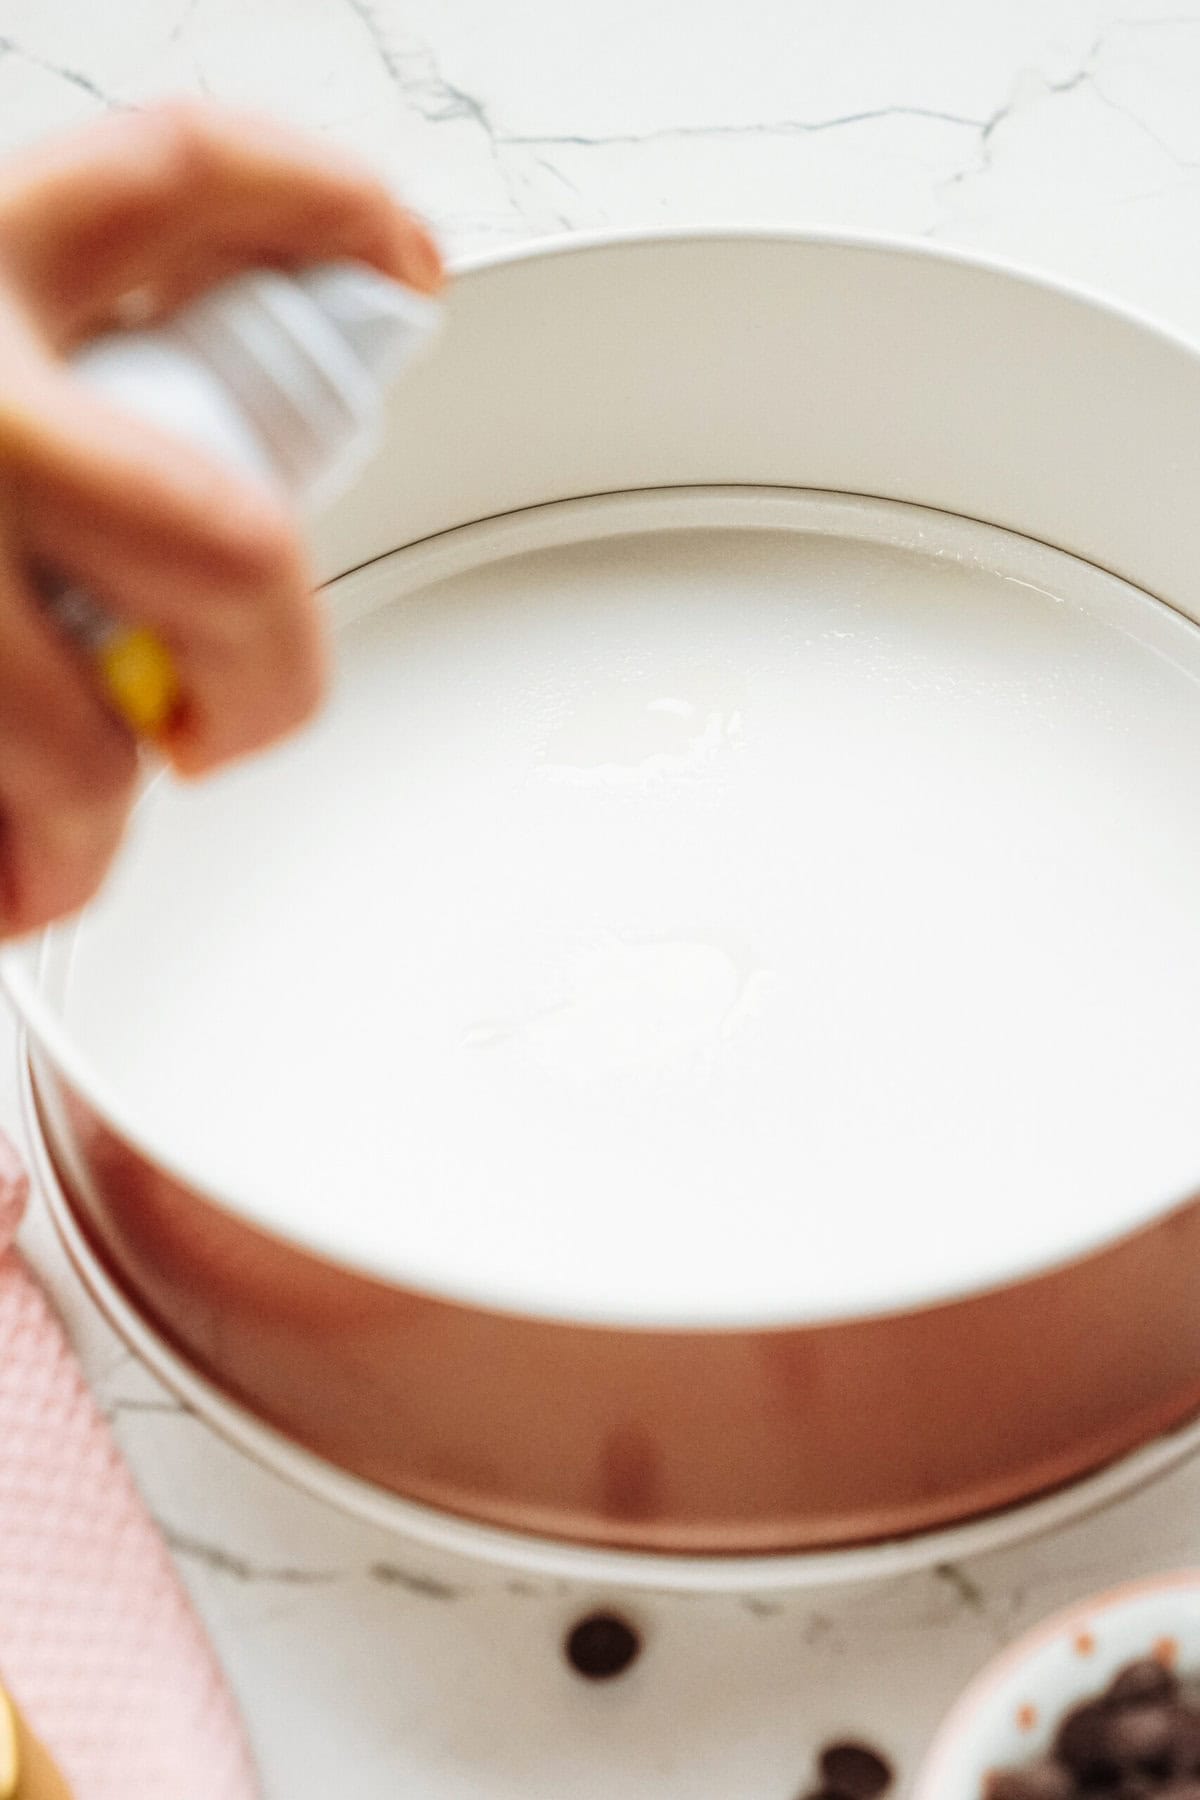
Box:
[11,235,1200,1327]
[28,484,1200,1325]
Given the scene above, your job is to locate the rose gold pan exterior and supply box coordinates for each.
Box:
[31,1067,1200,1554]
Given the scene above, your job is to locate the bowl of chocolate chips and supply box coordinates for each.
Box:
[913,1573,1200,1799]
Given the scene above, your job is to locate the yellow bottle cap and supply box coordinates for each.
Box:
[96,628,180,737]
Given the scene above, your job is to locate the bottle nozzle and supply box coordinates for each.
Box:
[294,262,442,383]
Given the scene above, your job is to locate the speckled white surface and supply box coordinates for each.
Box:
[6,2,1200,1795]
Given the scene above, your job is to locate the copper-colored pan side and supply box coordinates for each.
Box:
[37,1066,1200,1555]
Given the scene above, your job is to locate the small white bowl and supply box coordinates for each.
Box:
[913,1571,1200,1797]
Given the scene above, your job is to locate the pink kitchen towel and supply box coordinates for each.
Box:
[0,1130,258,1799]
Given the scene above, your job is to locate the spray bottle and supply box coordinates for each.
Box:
[46,263,440,734]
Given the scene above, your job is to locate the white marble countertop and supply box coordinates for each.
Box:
[5,1,1200,1795]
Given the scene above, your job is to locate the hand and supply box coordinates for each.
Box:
[0,101,442,938]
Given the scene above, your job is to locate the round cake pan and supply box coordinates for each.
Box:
[8,232,1200,1559]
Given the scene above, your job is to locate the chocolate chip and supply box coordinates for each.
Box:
[990,1655,1200,1796]
[1169,1707,1200,1773]
[564,1613,641,1680]
[1109,1661,1180,1708]
[984,1761,1074,1799]
[1109,1705,1176,1776]
[817,1741,893,1798]
[1055,1700,1122,1782]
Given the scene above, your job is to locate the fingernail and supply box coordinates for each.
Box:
[406,219,446,295]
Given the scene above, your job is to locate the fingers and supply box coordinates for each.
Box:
[69,513,328,780]
[0,325,325,946]
[0,101,444,346]
[0,102,434,936]
[10,380,327,776]
[1,796,132,940]
[2,353,287,549]
[10,423,329,781]
[0,550,138,937]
